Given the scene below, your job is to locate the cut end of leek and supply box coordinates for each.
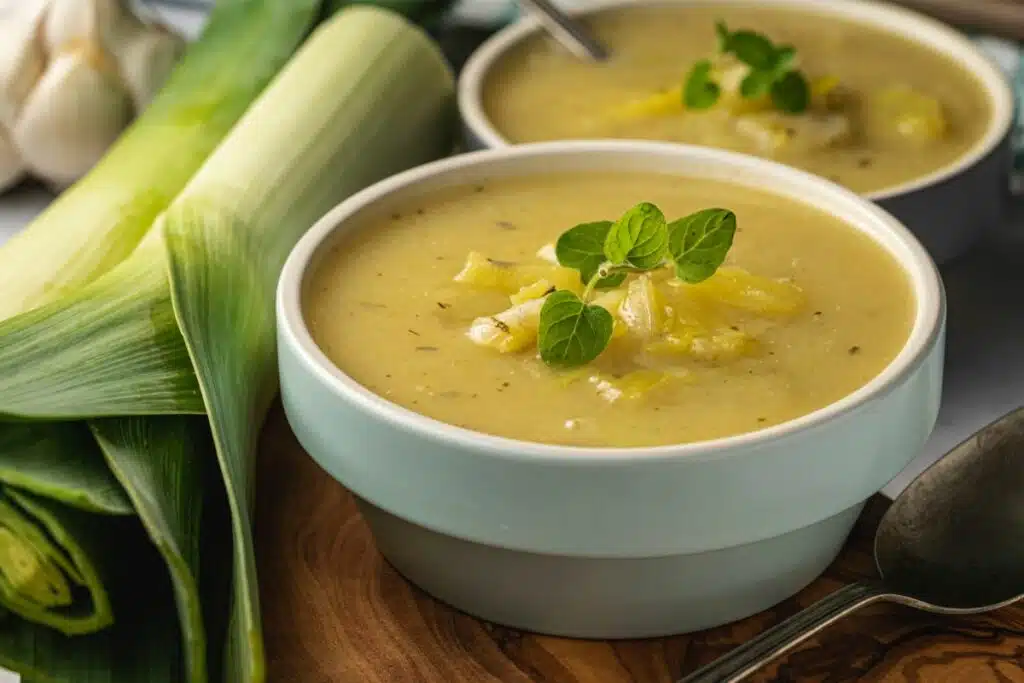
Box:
[0,490,114,636]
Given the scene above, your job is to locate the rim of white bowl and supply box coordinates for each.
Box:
[278,140,945,463]
[456,0,1015,202]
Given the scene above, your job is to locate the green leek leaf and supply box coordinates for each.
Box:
[91,416,211,683]
[0,246,203,420]
[0,424,131,516]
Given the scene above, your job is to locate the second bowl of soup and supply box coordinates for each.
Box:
[277,141,944,638]
[458,0,1014,264]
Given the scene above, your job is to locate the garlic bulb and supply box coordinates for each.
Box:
[0,0,184,193]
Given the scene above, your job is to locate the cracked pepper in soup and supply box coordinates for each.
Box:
[481,6,992,194]
[304,172,914,447]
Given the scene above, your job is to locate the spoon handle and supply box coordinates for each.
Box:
[677,581,890,683]
[515,0,610,61]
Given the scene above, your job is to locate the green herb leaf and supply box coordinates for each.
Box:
[555,221,626,288]
[739,70,774,99]
[709,22,808,114]
[668,208,737,283]
[770,70,810,113]
[603,202,669,270]
[537,290,614,368]
[684,59,721,109]
[721,29,777,70]
[773,45,797,72]
[715,20,731,52]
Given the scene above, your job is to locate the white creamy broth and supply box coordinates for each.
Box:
[305,172,915,447]
[483,5,991,194]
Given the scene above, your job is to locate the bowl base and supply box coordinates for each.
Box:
[356,498,865,639]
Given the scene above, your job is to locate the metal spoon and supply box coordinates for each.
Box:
[516,0,610,62]
[679,405,1024,683]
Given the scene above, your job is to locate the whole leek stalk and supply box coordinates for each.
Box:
[0,5,455,683]
[0,0,329,321]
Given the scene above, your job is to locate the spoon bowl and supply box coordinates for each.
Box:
[876,407,1024,612]
[681,405,1024,683]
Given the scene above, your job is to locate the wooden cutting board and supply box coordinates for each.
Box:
[254,403,1024,682]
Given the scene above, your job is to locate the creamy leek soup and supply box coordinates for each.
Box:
[482,5,992,194]
[304,172,914,447]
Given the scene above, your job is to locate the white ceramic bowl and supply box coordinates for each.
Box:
[457,0,1016,265]
[277,141,945,638]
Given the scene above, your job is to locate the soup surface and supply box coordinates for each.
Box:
[482,5,991,193]
[305,172,914,447]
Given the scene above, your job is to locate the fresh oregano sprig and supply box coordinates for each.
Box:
[684,20,810,114]
[537,202,737,369]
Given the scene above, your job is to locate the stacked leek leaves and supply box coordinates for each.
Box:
[0,0,456,680]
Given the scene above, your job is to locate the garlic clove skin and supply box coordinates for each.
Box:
[113,22,185,110]
[0,127,27,193]
[45,0,186,111]
[11,47,132,189]
[42,0,125,56]
[0,0,49,128]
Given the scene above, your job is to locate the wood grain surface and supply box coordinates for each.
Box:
[255,403,1024,683]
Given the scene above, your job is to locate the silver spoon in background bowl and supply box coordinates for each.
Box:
[679,405,1024,683]
[515,0,610,62]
